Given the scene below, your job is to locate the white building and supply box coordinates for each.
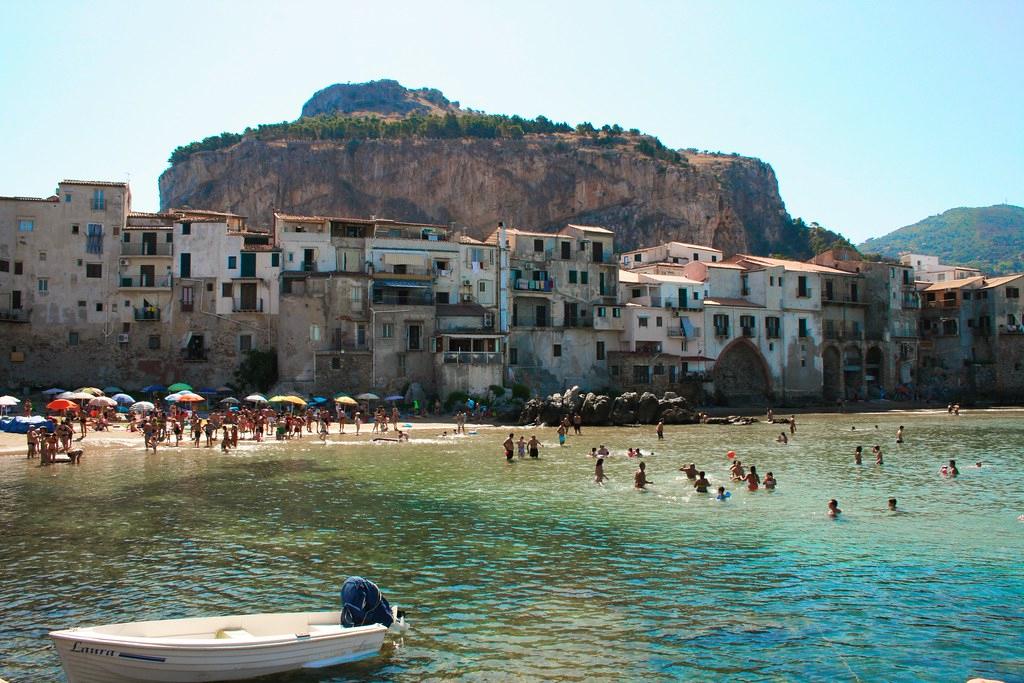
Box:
[900,252,982,283]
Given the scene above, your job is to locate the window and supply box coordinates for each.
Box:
[86,263,102,278]
[634,254,642,263]
[221,283,232,298]
[580,271,589,285]
[553,344,562,357]
[96,302,104,312]
[181,222,191,235]
[166,232,173,243]
[740,315,755,336]
[238,334,253,352]
[693,253,700,261]
[797,275,809,297]
[596,341,605,360]
[179,253,191,278]
[798,318,809,338]
[39,251,47,261]
[71,224,80,234]
[148,335,160,350]
[407,324,423,351]
[382,323,394,338]
[766,316,781,339]
[14,261,22,275]
[435,292,450,304]
[770,276,775,286]
[68,331,79,346]
[639,317,649,328]
[713,314,730,337]
[0,260,7,272]
[711,255,717,262]
[632,288,642,298]
[91,189,105,210]
[65,193,72,203]
[569,271,578,284]
[610,365,620,376]
[612,308,621,318]
[655,316,664,327]
[310,324,321,341]
[478,280,487,293]
[18,219,34,232]
[533,239,544,252]
[653,364,665,375]
[228,256,237,269]
[510,348,518,365]
[633,365,650,384]
[37,278,48,292]
[331,357,341,370]
[1007,287,1020,299]
[271,253,280,267]
[561,241,571,259]
[597,307,606,317]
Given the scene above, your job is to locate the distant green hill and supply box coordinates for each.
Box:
[858,205,1024,274]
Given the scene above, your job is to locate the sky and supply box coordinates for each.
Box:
[1,0,1021,243]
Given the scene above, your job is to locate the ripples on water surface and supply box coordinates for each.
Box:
[1,411,1023,682]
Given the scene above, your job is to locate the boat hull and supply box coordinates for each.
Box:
[50,611,387,683]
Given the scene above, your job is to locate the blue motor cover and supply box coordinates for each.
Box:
[340,576,394,628]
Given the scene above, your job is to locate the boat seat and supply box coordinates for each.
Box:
[215,628,253,639]
[309,625,342,635]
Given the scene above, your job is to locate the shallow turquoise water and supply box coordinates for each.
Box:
[1,410,1022,682]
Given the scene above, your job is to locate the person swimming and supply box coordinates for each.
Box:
[694,471,710,493]
[715,486,730,501]
[777,432,788,444]
[828,499,842,518]
[946,459,959,477]
[888,497,898,512]
[763,472,777,490]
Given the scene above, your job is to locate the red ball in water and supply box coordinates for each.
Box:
[727,451,736,459]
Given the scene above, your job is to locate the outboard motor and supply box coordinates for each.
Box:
[340,577,395,629]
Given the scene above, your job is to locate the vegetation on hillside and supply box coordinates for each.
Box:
[168,113,685,166]
[858,205,1024,274]
[771,217,855,260]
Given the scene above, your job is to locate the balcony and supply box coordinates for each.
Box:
[133,307,161,321]
[925,299,959,309]
[232,298,264,313]
[599,286,617,298]
[121,242,172,256]
[667,327,684,337]
[714,326,730,338]
[442,351,502,365]
[372,291,435,306]
[824,328,864,341]
[593,315,624,331]
[374,266,432,278]
[742,326,755,338]
[513,278,554,292]
[120,276,173,289]
[822,293,866,305]
[0,308,28,323]
[797,288,813,298]
[999,325,1024,335]
[180,349,208,363]
[561,317,590,328]
[513,317,549,328]
[329,340,369,352]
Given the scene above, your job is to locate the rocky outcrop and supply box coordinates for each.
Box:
[160,84,802,256]
[519,388,697,426]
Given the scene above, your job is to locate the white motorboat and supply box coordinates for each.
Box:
[50,609,403,683]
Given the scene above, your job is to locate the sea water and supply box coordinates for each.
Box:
[1,410,1022,682]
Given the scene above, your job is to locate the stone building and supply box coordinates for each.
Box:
[620,241,723,269]
[496,224,620,395]
[0,180,129,386]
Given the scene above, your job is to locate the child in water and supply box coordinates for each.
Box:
[854,446,863,465]
[763,472,777,490]
[715,486,730,501]
[594,458,608,485]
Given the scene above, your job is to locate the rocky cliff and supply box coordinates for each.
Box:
[159,82,823,256]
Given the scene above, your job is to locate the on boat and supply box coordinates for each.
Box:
[50,577,406,683]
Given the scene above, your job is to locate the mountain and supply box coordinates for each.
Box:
[859,205,1024,274]
[159,80,849,257]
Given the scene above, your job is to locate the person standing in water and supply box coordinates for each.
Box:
[517,436,526,458]
[594,458,608,484]
[763,472,777,489]
[634,461,652,489]
[694,471,710,493]
[557,423,567,447]
[502,433,515,462]
[789,416,797,435]
[946,459,959,477]
[528,435,541,459]
[656,419,664,440]
[745,465,760,491]
[888,498,898,512]
[854,446,863,465]
[828,499,842,517]
[896,425,905,444]
[873,445,883,465]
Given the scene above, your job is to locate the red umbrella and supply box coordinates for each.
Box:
[47,399,80,411]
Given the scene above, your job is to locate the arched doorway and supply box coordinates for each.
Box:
[865,346,883,398]
[843,346,863,400]
[712,339,772,405]
[823,345,842,402]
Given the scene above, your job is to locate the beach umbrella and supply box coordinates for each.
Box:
[141,384,166,393]
[245,394,268,403]
[219,397,240,405]
[129,401,155,412]
[198,387,218,395]
[112,393,135,404]
[46,399,80,411]
[56,391,75,399]
[66,391,97,401]
[216,385,233,393]
[284,395,308,406]
[42,388,67,395]
[88,396,117,407]
[75,387,104,396]
[103,386,124,394]
[167,382,193,392]
[310,396,328,404]
[175,393,206,403]
[385,395,404,402]
[335,396,358,406]
[356,392,380,401]
[0,395,20,406]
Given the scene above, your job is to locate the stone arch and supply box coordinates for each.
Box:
[822,344,842,402]
[712,338,773,405]
[865,345,884,397]
[843,345,864,400]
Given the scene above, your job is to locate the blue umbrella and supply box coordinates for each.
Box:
[43,388,67,395]
[142,384,166,393]
[310,396,328,404]
[198,387,218,395]
[112,393,135,404]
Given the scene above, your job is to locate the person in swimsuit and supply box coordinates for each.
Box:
[730,460,745,481]
[715,486,730,501]
[694,471,710,493]
[873,445,883,465]
[745,465,760,491]
[854,446,863,464]
[888,498,898,512]
[679,463,698,479]
[517,436,526,458]
[557,423,567,447]
[594,458,608,484]
[597,444,609,456]
[528,435,540,458]
[634,461,651,489]
[828,499,841,518]
[763,472,777,489]
[896,425,904,444]
[503,433,514,462]
[777,432,788,444]
[947,459,959,477]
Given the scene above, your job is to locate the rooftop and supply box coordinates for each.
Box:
[703,297,765,308]
[61,179,129,188]
[566,223,614,235]
[0,195,59,203]
[733,254,850,275]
